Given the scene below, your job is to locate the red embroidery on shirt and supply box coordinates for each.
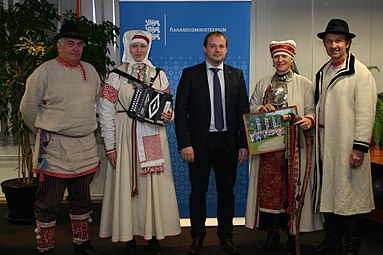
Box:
[78,62,87,82]
[100,84,118,104]
[331,58,346,67]
[56,56,78,68]
[55,57,88,82]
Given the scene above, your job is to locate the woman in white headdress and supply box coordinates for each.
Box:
[98,30,181,255]
[245,40,323,254]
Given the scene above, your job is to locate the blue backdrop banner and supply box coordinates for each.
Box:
[119,0,251,218]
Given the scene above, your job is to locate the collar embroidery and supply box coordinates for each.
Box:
[55,56,88,82]
[331,58,346,68]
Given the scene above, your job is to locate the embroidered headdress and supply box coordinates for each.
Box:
[270,40,296,59]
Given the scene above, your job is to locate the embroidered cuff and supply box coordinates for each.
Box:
[306,116,315,129]
[105,148,116,154]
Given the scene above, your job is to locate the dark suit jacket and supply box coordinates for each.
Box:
[175,62,249,158]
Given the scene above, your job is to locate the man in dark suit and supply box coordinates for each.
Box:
[175,31,249,254]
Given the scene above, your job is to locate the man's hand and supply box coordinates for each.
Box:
[181,146,195,163]
[238,148,248,164]
[349,149,364,169]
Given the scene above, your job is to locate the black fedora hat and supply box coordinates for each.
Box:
[317,19,356,39]
[54,22,86,41]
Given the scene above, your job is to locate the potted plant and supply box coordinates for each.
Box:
[0,0,59,224]
[367,66,383,146]
[373,92,383,146]
[0,0,119,224]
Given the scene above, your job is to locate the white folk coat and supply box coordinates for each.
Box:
[314,54,377,215]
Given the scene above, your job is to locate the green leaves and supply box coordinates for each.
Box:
[373,93,383,145]
[0,1,120,138]
[0,0,119,182]
[0,0,58,138]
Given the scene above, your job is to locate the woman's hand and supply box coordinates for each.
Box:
[259,104,276,113]
[295,116,314,130]
[161,110,172,123]
[106,151,117,169]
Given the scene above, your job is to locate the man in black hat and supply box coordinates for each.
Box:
[20,22,101,255]
[312,19,377,255]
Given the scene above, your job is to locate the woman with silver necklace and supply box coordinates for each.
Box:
[245,40,323,254]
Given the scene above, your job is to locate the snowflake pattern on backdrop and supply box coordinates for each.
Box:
[153,55,249,217]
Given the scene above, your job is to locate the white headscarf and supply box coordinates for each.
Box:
[121,31,165,175]
[122,30,153,66]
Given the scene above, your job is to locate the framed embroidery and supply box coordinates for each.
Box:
[243,106,298,155]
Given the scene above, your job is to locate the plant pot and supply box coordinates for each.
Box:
[1,178,38,225]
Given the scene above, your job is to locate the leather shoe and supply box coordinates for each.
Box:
[259,230,280,252]
[286,234,296,255]
[310,240,342,254]
[188,238,204,254]
[73,240,100,255]
[126,238,136,255]
[148,237,163,255]
[220,239,238,254]
[34,249,54,254]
